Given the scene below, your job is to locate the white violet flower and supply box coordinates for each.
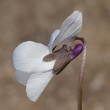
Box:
[13,10,83,102]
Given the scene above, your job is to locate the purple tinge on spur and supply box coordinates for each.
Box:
[71,44,83,60]
[53,43,83,75]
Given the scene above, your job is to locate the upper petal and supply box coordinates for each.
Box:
[13,41,55,73]
[26,70,54,102]
[52,11,82,49]
[48,29,60,52]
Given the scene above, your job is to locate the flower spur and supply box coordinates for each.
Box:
[13,10,84,102]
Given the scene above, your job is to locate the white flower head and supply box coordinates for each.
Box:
[13,10,82,102]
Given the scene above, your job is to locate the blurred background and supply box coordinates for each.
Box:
[0,0,110,110]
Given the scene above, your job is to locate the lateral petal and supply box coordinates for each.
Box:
[13,41,55,73]
[26,71,54,102]
[52,11,82,48]
[48,29,60,51]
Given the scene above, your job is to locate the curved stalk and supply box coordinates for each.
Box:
[77,37,86,110]
[68,36,86,110]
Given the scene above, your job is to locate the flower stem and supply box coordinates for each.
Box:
[68,36,86,110]
[70,36,86,110]
[77,37,86,110]
[78,67,84,110]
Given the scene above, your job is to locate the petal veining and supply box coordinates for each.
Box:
[13,41,55,73]
[26,70,54,102]
[52,11,82,49]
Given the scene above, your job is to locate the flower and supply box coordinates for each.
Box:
[13,10,82,102]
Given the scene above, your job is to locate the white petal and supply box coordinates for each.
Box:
[48,29,60,51]
[15,70,32,86]
[26,71,54,102]
[52,11,82,48]
[13,41,55,73]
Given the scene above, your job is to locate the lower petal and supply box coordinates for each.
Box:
[15,70,32,86]
[26,70,54,102]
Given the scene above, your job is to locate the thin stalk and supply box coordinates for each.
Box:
[77,37,86,110]
[78,68,84,110]
[68,36,86,110]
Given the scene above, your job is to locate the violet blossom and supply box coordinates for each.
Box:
[13,10,83,102]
